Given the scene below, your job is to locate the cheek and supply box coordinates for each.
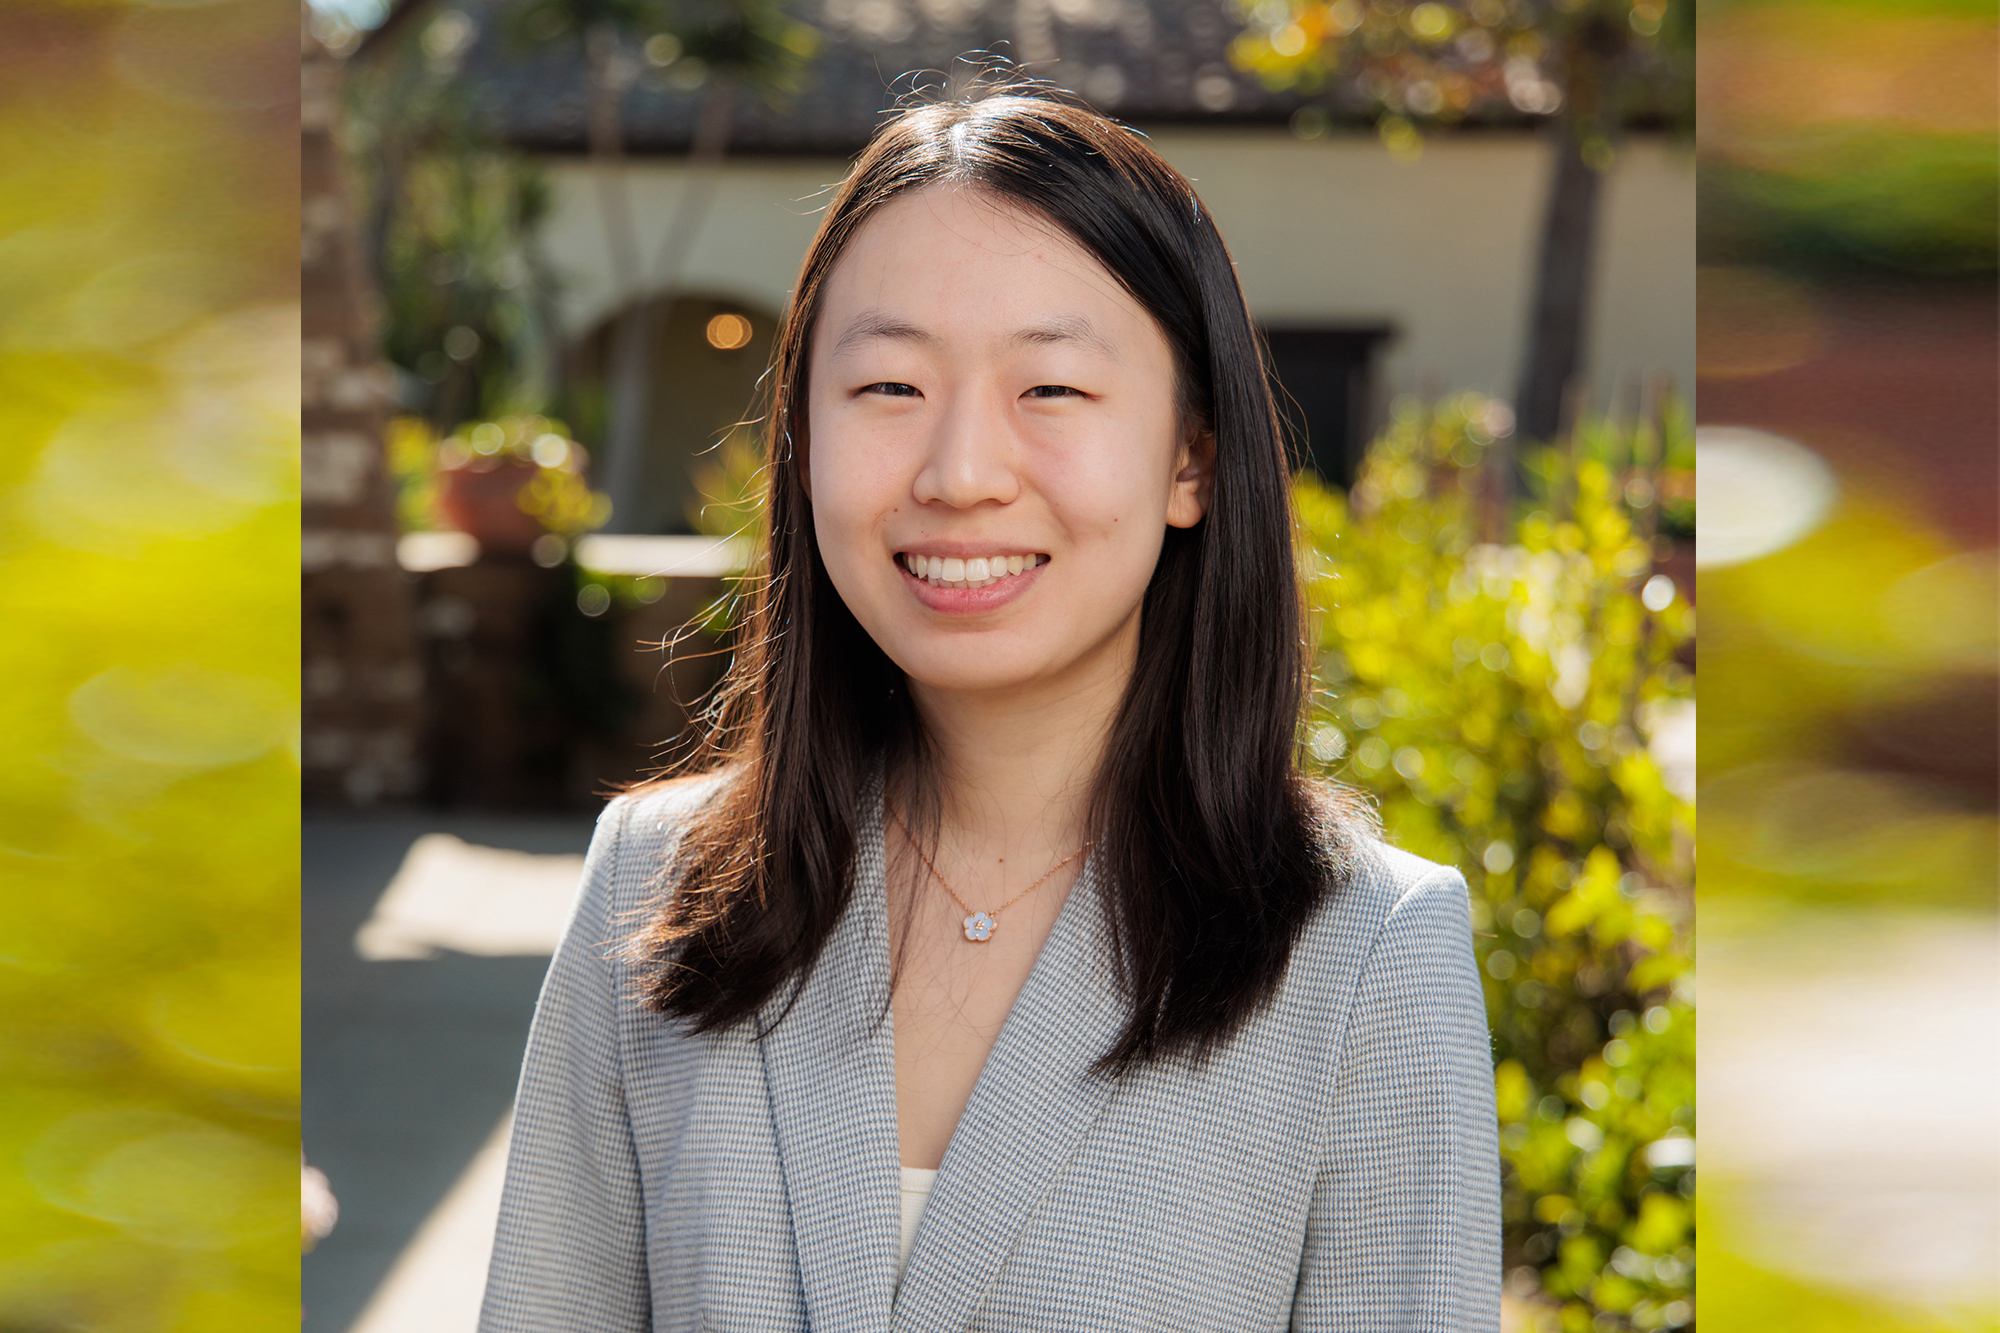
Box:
[1036,422,1177,555]
[807,415,901,574]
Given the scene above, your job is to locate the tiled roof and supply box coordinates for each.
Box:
[373,0,1394,157]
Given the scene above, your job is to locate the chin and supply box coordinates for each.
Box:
[836,565,1146,701]
[886,639,1056,697]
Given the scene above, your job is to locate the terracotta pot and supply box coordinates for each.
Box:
[437,457,543,555]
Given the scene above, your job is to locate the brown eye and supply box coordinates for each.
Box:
[1025,385,1080,398]
[862,382,920,397]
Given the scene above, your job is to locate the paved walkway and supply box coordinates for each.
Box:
[303,811,598,1333]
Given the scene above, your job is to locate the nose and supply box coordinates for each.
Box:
[910,389,1020,510]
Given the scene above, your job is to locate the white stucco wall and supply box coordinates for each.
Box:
[539,159,840,328]
[538,127,1693,417]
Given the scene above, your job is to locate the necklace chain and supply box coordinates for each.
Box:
[885,801,1091,943]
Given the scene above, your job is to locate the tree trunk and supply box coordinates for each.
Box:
[1514,117,1606,445]
[585,24,654,531]
[598,73,739,533]
[1513,15,1628,446]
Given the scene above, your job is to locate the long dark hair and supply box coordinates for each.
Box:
[636,82,1373,1073]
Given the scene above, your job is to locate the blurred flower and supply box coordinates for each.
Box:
[303,1157,339,1251]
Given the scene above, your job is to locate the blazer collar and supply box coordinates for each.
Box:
[890,847,1127,1333]
[757,766,1130,1333]
[758,763,902,1333]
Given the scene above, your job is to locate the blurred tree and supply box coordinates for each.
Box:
[342,8,566,433]
[1297,394,1696,1330]
[1231,0,1693,444]
[383,149,559,431]
[500,0,820,530]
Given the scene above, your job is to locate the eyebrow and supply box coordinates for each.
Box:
[1012,313,1118,360]
[827,308,1118,361]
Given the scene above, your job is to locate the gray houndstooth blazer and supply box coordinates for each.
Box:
[479,769,1502,1332]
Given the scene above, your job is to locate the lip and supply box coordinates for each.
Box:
[897,542,1044,560]
[898,553,1047,615]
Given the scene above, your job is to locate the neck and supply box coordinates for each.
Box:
[898,624,1137,861]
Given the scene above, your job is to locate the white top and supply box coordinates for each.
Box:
[896,1166,938,1287]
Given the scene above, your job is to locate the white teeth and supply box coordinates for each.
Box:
[901,552,1045,588]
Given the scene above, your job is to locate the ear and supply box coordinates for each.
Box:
[1164,423,1215,529]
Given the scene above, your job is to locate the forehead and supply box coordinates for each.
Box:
[813,184,1160,356]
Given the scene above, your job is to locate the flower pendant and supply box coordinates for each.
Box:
[962,911,996,942]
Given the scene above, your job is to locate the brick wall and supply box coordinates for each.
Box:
[301,23,423,805]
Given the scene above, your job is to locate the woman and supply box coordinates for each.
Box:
[481,86,1500,1333]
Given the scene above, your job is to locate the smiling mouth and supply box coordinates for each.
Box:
[899,552,1048,590]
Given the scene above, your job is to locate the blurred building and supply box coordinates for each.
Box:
[359,0,1693,530]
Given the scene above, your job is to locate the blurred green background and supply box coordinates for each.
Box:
[1694,0,1999,1328]
[0,0,302,1327]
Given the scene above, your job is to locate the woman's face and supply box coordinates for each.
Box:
[807,185,1211,704]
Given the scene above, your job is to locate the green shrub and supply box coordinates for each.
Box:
[1296,394,1697,1331]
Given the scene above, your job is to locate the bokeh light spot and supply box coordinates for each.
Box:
[69,664,290,768]
[705,312,754,350]
[1695,426,1838,568]
[27,1109,296,1249]
[145,958,297,1080]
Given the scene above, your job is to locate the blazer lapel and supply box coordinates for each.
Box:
[890,852,1130,1333]
[759,771,901,1333]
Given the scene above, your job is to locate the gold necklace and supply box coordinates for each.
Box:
[886,802,1092,943]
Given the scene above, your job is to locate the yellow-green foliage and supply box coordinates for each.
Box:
[0,6,300,1324]
[685,424,769,637]
[1298,395,1696,1330]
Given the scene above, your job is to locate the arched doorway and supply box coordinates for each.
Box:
[575,293,778,534]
